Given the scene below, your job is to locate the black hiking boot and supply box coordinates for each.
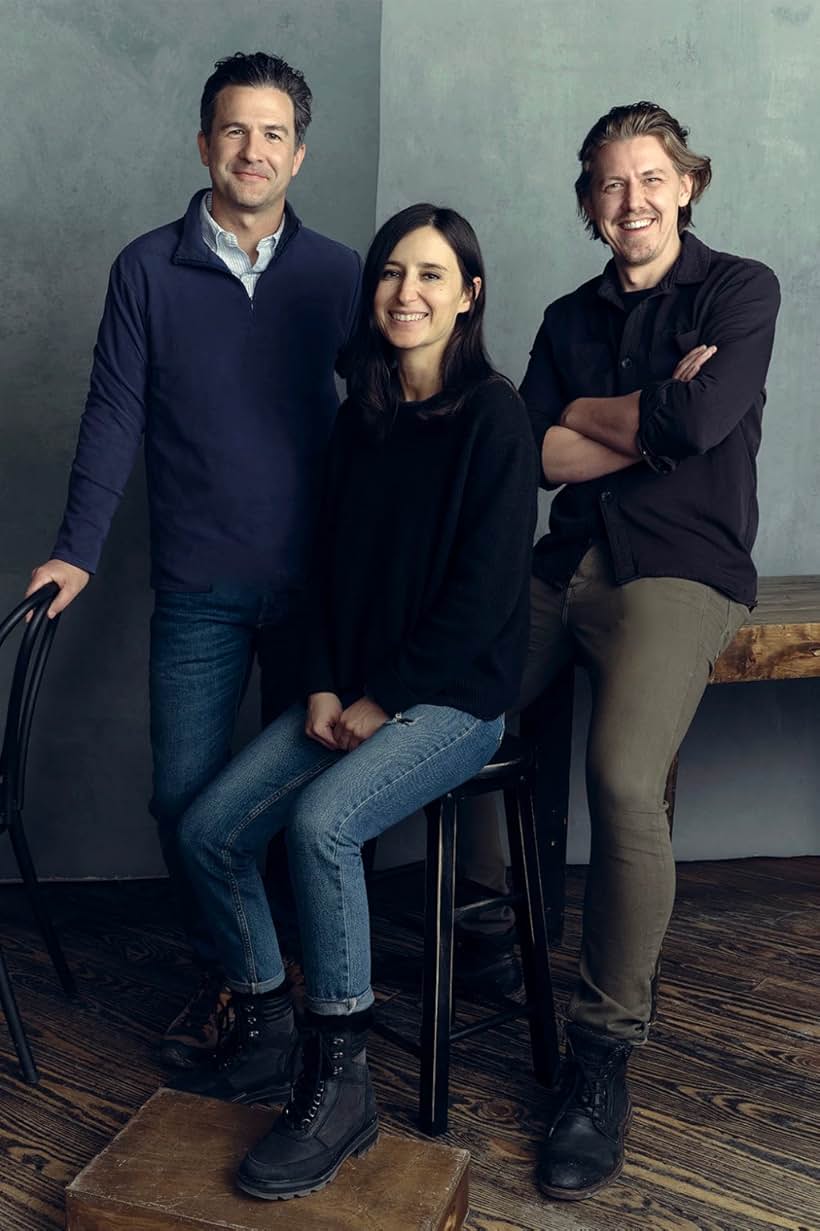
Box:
[168,986,298,1104]
[236,1008,379,1200]
[537,1022,633,1200]
[160,967,233,1069]
[455,922,523,997]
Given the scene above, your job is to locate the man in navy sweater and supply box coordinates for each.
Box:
[26,52,361,1067]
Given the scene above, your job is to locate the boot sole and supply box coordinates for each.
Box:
[537,1104,634,1202]
[235,1119,380,1201]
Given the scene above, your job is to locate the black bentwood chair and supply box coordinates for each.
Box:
[0,582,76,1083]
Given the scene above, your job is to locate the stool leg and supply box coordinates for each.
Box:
[419,794,457,1136]
[505,776,560,1086]
[0,944,39,1084]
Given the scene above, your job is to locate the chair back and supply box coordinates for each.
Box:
[0,583,60,825]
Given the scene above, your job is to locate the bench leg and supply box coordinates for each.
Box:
[522,664,574,946]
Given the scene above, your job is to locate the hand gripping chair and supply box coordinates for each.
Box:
[0,582,76,1083]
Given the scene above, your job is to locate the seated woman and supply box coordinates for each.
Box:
[173,203,538,1201]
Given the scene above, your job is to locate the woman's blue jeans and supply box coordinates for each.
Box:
[178,703,503,1015]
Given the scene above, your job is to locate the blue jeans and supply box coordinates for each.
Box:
[178,703,503,1014]
[149,585,303,964]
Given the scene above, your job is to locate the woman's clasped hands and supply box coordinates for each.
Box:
[305,692,389,752]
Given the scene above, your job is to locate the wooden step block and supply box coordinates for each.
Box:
[66,1088,470,1231]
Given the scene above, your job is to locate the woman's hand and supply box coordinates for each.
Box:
[305,692,343,749]
[334,697,390,752]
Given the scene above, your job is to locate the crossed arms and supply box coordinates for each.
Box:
[541,345,715,486]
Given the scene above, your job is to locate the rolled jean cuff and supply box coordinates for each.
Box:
[226,972,287,996]
[304,986,375,1016]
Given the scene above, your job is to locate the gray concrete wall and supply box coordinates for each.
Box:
[3,0,817,880]
[1,0,381,878]
[375,0,820,864]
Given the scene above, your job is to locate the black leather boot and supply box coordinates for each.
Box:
[169,987,298,1104]
[537,1022,633,1200]
[236,1008,379,1200]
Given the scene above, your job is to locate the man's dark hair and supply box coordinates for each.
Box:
[345,203,501,434]
[200,52,312,146]
[575,102,712,240]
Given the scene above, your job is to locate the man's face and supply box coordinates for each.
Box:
[584,135,692,288]
[197,85,305,222]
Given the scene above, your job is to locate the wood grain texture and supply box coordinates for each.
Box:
[712,576,820,683]
[0,863,818,1231]
[66,1089,469,1231]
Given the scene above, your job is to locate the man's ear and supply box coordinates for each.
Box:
[291,143,307,179]
[678,172,693,207]
[197,131,210,169]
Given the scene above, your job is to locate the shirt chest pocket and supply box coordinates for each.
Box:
[674,328,701,355]
[563,342,616,397]
[647,328,701,382]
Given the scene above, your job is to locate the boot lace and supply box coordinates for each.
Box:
[283,1033,345,1129]
[572,1046,629,1133]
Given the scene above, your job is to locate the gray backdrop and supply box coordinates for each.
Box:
[376,0,820,866]
[2,0,817,878]
[0,0,381,878]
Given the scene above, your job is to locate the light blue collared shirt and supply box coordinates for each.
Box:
[200,191,285,299]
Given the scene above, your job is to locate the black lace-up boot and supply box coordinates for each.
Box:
[160,968,233,1069]
[169,986,298,1104]
[236,1008,378,1200]
[537,1022,633,1200]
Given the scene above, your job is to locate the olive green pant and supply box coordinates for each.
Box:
[460,544,748,1042]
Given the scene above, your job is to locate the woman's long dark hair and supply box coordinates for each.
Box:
[344,204,499,433]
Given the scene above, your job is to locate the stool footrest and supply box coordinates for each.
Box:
[453,892,522,924]
[449,1004,526,1043]
[371,1018,423,1059]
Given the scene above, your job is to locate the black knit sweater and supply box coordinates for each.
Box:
[303,377,538,720]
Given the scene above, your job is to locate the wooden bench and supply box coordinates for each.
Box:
[527,576,820,942]
[66,1089,470,1231]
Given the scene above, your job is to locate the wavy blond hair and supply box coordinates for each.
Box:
[575,102,712,240]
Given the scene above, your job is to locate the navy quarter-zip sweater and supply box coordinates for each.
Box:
[52,190,362,591]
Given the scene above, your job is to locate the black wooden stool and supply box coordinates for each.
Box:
[371,733,560,1135]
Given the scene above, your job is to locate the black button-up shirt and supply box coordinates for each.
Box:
[520,232,781,606]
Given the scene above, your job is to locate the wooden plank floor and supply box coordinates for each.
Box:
[0,858,818,1231]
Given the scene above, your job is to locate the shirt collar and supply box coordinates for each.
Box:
[598,230,713,307]
[200,191,285,252]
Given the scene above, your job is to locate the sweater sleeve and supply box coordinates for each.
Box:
[366,386,538,715]
[51,256,149,573]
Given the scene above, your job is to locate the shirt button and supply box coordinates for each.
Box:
[601,490,612,502]
[620,357,632,369]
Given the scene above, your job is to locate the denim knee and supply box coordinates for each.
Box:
[176,801,221,874]
[287,806,339,866]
